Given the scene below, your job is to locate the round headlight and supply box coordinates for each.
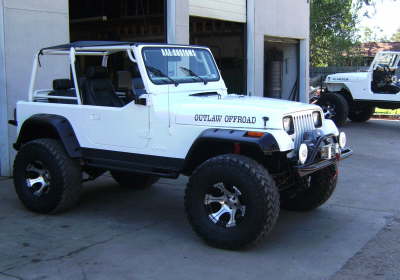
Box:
[298,143,308,165]
[312,111,322,128]
[283,116,294,134]
[338,132,346,148]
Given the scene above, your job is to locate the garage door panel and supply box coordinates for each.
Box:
[189,0,246,23]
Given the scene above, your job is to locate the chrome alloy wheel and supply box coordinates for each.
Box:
[25,161,51,197]
[204,182,246,228]
[322,103,336,119]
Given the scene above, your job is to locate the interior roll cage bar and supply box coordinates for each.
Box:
[29,43,137,105]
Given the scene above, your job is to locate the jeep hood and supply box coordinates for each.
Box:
[326,72,368,82]
[173,95,320,130]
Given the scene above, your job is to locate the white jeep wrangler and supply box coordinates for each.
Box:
[10,41,351,249]
[319,51,400,126]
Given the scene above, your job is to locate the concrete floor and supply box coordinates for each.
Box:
[1,120,400,280]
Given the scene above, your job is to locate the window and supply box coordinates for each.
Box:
[142,47,220,85]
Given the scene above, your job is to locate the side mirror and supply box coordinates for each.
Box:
[135,96,147,106]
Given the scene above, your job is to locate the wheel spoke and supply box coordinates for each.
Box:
[26,177,46,188]
[33,183,48,197]
[238,205,246,216]
[209,204,231,224]
[232,186,242,196]
[204,194,225,205]
[226,208,237,228]
[213,182,233,196]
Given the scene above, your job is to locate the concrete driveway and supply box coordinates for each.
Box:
[1,120,400,280]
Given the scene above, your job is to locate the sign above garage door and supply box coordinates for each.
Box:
[189,0,246,23]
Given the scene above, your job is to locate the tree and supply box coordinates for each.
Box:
[391,27,400,42]
[361,26,388,43]
[310,0,362,67]
[310,0,383,67]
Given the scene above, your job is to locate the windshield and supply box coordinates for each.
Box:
[142,47,220,85]
[373,53,400,69]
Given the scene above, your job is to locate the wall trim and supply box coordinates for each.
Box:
[167,0,176,43]
[0,0,11,176]
[246,0,255,96]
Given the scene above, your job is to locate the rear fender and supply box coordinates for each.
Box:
[14,114,81,158]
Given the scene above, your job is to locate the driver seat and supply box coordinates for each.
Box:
[81,66,124,107]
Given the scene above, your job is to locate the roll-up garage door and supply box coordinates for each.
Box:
[189,0,246,23]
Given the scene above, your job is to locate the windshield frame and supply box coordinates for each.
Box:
[141,46,221,86]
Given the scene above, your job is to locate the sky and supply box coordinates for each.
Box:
[358,0,400,40]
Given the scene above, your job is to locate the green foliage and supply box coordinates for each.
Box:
[310,0,374,67]
[391,27,400,42]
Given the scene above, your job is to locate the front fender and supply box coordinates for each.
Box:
[321,119,339,136]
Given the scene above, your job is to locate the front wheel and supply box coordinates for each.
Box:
[317,93,349,127]
[348,105,375,122]
[280,164,337,211]
[185,154,280,250]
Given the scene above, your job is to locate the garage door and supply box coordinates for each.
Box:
[189,0,246,23]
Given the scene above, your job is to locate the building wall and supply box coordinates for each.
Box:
[248,0,310,101]
[0,0,69,176]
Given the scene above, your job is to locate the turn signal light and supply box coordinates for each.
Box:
[246,131,265,138]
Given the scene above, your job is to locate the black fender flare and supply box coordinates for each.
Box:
[183,128,280,174]
[14,114,81,158]
[189,128,280,152]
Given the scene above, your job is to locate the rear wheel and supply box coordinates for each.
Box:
[185,154,280,250]
[13,138,82,214]
[349,105,375,122]
[317,93,349,127]
[280,164,337,211]
[110,171,159,189]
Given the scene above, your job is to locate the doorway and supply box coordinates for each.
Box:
[264,37,299,101]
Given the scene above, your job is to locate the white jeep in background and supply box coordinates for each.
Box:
[9,41,351,249]
[318,51,400,126]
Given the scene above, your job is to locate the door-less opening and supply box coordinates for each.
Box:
[264,37,300,101]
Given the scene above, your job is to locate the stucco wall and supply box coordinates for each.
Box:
[0,0,69,176]
[248,0,310,101]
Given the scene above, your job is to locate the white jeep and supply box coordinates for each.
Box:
[319,51,400,126]
[10,41,351,249]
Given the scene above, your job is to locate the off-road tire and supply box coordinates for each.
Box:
[317,93,349,127]
[110,171,159,189]
[13,138,82,214]
[280,164,337,211]
[185,154,280,250]
[348,105,375,122]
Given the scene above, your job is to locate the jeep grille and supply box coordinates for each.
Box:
[292,112,315,150]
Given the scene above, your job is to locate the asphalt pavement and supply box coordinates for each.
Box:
[1,119,400,280]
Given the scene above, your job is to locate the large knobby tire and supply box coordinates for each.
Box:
[13,138,82,214]
[110,171,159,190]
[185,154,280,250]
[317,93,349,127]
[348,105,375,122]
[280,164,337,211]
